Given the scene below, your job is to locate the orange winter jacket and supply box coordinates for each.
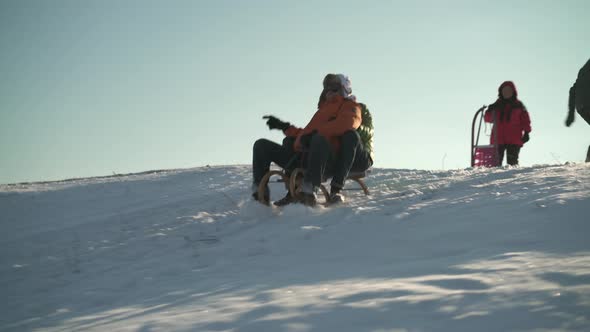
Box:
[284,95,362,152]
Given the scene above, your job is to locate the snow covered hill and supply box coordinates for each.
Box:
[1,163,589,332]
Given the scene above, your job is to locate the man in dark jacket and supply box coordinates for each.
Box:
[566,58,590,162]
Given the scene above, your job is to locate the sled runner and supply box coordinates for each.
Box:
[471,105,499,167]
[256,166,370,206]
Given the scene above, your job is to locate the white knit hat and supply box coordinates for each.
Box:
[337,74,356,101]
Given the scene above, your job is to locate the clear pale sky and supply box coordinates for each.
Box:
[1,0,589,184]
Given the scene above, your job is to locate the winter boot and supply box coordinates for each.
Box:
[274,191,295,206]
[327,186,345,205]
[297,192,317,207]
[298,181,317,207]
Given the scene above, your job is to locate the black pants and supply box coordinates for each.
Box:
[253,132,372,190]
[300,134,334,188]
[497,144,521,166]
[252,136,297,186]
[252,134,334,190]
[330,130,373,190]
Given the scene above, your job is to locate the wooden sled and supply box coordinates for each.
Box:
[257,167,370,206]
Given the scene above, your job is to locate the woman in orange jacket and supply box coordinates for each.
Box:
[252,74,371,206]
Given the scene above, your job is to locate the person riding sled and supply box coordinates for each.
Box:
[565,58,590,162]
[484,81,532,166]
[251,73,373,206]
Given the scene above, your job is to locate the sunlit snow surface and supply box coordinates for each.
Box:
[1,163,589,331]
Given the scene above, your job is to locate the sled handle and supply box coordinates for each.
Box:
[471,105,486,167]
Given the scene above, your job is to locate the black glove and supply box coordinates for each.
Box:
[299,130,317,148]
[522,132,530,144]
[263,115,290,131]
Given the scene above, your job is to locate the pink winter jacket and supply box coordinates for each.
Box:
[484,81,532,146]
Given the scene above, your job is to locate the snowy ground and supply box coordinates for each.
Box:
[1,163,589,332]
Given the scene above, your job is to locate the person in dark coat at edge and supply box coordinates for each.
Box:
[565,58,590,162]
[484,81,532,166]
[252,73,373,207]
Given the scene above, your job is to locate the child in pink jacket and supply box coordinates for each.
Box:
[484,81,532,166]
